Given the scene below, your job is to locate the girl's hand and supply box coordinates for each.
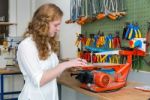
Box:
[59,58,87,69]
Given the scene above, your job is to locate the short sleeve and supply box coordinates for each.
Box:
[17,41,43,87]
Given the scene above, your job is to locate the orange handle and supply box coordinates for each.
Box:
[96,13,105,20]
[108,14,117,20]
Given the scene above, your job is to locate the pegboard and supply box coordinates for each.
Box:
[82,0,150,71]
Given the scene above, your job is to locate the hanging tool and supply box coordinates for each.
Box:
[146,22,150,52]
[134,23,142,38]
[65,0,77,24]
[94,31,100,47]
[113,31,121,48]
[124,23,134,40]
[108,33,113,48]
[119,0,127,16]
[111,54,119,64]
[122,22,129,40]
[108,0,118,20]
[76,0,88,25]
[142,22,150,66]
[96,0,106,20]
[97,32,105,47]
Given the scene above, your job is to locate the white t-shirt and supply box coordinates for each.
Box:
[17,36,59,100]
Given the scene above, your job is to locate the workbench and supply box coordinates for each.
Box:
[0,68,21,100]
[58,70,150,100]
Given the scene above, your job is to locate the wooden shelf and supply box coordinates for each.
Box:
[0,22,17,26]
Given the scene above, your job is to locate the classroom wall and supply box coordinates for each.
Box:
[9,0,33,37]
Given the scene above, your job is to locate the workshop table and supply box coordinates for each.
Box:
[57,70,150,100]
[0,69,21,100]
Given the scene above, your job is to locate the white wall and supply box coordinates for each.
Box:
[35,0,81,59]
[9,0,35,37]
[9,0,17,36]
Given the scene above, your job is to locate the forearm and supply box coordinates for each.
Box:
[40,64,65,87]
[39,58,87,87]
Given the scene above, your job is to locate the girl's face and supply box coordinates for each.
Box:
[48,19,61,37]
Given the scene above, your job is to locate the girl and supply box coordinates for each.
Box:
[17,3,87,100]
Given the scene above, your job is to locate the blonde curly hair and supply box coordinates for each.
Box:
[24,3,63,60]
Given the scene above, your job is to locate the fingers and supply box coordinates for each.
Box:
[76,58,87,66]
[80,59,87,64]
[67,58,87,68]
[76,58,87,63]
[79,61,87,66]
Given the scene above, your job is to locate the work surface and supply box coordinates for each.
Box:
[58,70,150,100]
[0,68,20,74]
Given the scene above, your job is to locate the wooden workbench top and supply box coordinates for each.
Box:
[0,69,21,74]
[0,65,21,74]
[57,70,150,100]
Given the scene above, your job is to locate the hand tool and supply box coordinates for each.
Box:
[146,22,150,52]
[113,31,121,48]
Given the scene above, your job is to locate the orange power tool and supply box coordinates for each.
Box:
[72,49,145,92]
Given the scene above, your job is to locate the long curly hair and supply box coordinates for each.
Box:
[24,3,63,60]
